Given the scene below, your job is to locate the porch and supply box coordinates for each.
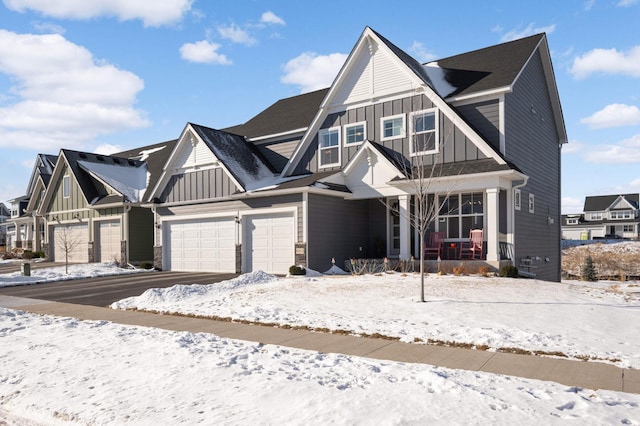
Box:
[344,257,512,275]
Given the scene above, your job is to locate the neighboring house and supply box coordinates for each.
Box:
[562,194,640,240]
[5,154,58,252]
[145,27,566,281]
[0,202,9,249]
[37,142,175,264]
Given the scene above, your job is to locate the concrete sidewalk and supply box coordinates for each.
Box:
[2,295,639,395]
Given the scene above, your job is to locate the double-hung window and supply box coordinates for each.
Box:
[318,127,340,168]
[410,109,438,155]
[514,189,521,211]
[344,122,366,146]
[381,114,405,140]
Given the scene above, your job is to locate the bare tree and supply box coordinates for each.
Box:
[55,225,81,274]
[384,114,459,302]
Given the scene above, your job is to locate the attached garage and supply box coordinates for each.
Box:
[245,213,294,274]
[52,223,89,263]
[96,220,121,262]
[165,217,236,272]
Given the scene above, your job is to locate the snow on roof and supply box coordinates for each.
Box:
[78,161,148,203]
[136,145,166,162]
[423,62,458,98]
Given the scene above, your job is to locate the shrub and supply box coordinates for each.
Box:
[581,256,598,282]
[289,265,306,276]
[499,265,519,278]
[140,262,154,270]
[478,265,491,277]
[452,264,464,276]
[21,250,34,260]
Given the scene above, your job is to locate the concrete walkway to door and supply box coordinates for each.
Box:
[1,294,639,395]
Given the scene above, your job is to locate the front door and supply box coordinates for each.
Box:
[387,198,400,257]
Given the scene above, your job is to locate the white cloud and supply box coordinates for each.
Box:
[281,52,347,93]
[179,40,231,65]
[561,140,586,154]
[217,23,257,46]
[408,41,437,63]
[260,11,285,26]
[618,0,639,6]
[584,133,640,163]
[583,0,596,10]
[561,196,583,214]
[3,0,193,27]
[499,23,556,42]
[571,46,640,79]
[0,30,149,151]
[580,104,640,129]
[31,21,66,34]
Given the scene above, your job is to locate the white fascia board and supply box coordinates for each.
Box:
[247,128,307,143]
[388,169,527,193]
[147,124,192,201]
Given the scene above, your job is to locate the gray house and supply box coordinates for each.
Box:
[562,194,640,240]
[144,27,566,281]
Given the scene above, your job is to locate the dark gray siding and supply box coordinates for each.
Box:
[293,94,487,175]
[161,169,240,203]
[128,207,153,262]
[505,50,562,281]
[456,100,500,152]
[255,139,299,173]
[307,193,370,272]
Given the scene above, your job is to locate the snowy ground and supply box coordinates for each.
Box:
[1,259,640,423]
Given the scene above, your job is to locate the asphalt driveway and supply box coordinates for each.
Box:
[0,267,237,307]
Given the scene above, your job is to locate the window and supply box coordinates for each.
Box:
[438,192,484,239]
[589,212,602,220]
[381,114,405,140]
[623,224,634,233]
[567,218,578,225]
[610,210,632,219]
[528,193,535,214]
[318,127,340,168]
[514,189,521,211]
[344,122,366,145]
[63,175,70,198]
[410,109,438,155]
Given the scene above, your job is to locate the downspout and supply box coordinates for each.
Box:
[124,204,132,265]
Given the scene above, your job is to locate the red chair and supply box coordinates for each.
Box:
[424,231,445,259]
[460,229,484,259]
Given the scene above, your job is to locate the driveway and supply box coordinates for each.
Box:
[0,269,238,307]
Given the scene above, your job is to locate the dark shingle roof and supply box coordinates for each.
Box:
[583,194,639,212]
[434,34,544,98]
[115,140,178,202]
[390,158,516,182]
[274,171,350,193]
[224,88,329,139]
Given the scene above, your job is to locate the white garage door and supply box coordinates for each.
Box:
[97,220,121,262]
[166,218,236,272]
[53,223,88,263]
[245,213,294,274]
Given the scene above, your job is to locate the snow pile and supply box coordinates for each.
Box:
[2,308,639,424]
[0,262,147,287]
[112,272,640,368]
[78,160,148,202]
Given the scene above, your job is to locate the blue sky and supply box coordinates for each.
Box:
[0,0,639,214]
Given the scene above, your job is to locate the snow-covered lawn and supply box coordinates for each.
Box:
[0,262,148,287]
[1,257,640,423]
[112,271,640,369]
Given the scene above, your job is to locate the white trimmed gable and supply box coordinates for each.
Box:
[333,37,417,107]
[609,196,636,211]
[175,132,220,172]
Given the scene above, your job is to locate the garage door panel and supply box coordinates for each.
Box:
[53,224,88,263]
[246,213,294,274]
[97,220,120,262]
[166,218,235,272]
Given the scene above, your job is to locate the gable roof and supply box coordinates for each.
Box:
[224,88,329,140]
[584,194,639,212]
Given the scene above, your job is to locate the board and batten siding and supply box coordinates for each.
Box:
[161,168,240,203]
[307,193,370,272]
[48,164,91,221]
[156,193,304,245]
[293,94,486,175]
[504,50,562,282]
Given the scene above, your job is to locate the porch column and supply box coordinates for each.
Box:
[486,188,500,262]
[399,194,411,259]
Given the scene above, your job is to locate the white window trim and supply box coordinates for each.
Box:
[514,189,521,211]
[409,108,439,156]
[567,219,578,225]
[318,126,341,169]
[344,121,367,146]
[380,113,406,141]
[63,175,70,198]
[528,193,535,214]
